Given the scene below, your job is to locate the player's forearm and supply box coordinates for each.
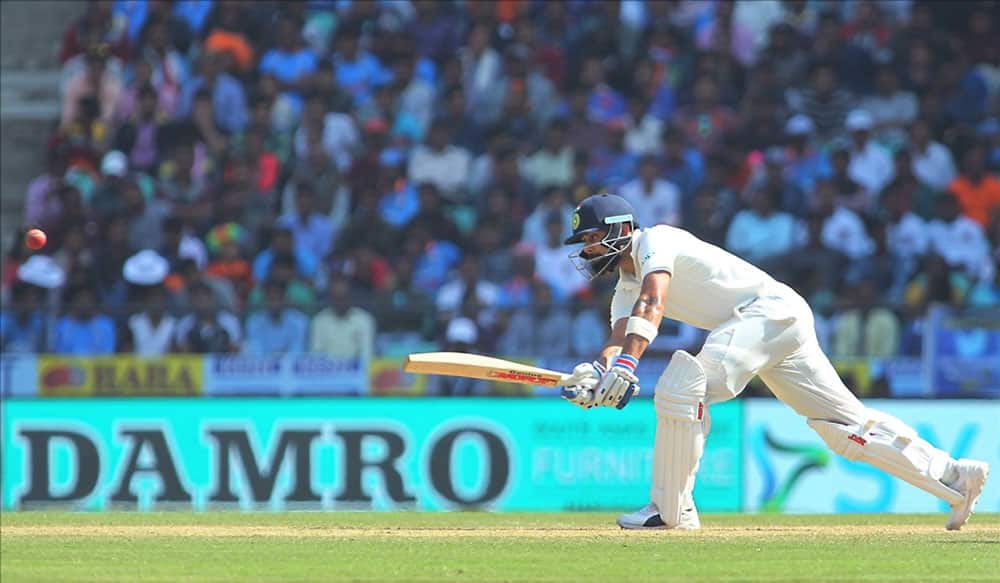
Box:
[598,319,628,367]
[621,292,664,359]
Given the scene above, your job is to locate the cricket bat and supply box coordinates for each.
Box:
[403,352,572,387]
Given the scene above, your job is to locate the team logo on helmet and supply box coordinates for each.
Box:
[572,212,580,230]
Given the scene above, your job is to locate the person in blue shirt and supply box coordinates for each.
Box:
[53,286,116,355]
[258,16,317,112]
[244,279,308,354]
[277,182,335,262]
[253,225,320,282]
[179,50,248,134]
[0,282,51,353]
[332,24,392,106]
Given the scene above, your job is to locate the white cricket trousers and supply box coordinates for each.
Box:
[696,283,866,425]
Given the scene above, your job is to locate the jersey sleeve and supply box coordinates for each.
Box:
[635,227,679,279]
[609,281,639,328]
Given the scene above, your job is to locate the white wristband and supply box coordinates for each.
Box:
[625,316,658,342]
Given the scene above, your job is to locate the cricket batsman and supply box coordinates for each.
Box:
[559,193,990,531]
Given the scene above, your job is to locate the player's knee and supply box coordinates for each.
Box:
[807,418,864,461]
[654,351,707,422]
[807,408,912,462]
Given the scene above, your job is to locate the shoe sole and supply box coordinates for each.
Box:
[616,518,700,531]
[946,463,989,531]
[617,522,668,530]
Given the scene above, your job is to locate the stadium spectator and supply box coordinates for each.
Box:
[659,126,703,203]
[243,279,308,355]
[247,254,315,313]
[60,0,129,65]
[374,257,435,344]
[860,64,917,149]
[435,254,500,330]
[54,285,116,355]
[845,109,895,207]
[160,215,207,272]
[675,75,738,154]
[52,224,96,287]
[411,183,464,245]
[829,144,868,213]
[726,186,799,265]
[137,16,188,118]
[620,155,682,227]
[909,118,957,193]
[407,120,472,201]
[332,23,391,107]
[521,186,573,250]
[179,50,248,134]
[472,221,514,285]
[205,223,253,303]
[392,53,436,142]
[277,183,335,262]
[783,114,832,196]
[904,253,971,312]
[461,22,504,126]
[201,1,256,75]
[253,225,319,284]
[24,148,70,232]
[0,281,51,353]
[744,146,808,217]
[428,317,489,396]
[948,143,1000,228]
[310,276,376,363]
[521,120,574,190]
[883,179,930,297]
[113,84,165,173]
[927,194,994,281]
[333,244,391,297]
[812,180,876,262]
[258,15,317,113]
[786,60,854,141]
[126,284,177,356]
[533,212,590,303]
[174,281,241,353]
[497,279,572,358]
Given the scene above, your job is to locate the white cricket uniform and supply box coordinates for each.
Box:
[610,225,866,425]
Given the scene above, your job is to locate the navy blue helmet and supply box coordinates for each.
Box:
[564,194,638,279]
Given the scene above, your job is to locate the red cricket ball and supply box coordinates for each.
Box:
[26,228,47,250]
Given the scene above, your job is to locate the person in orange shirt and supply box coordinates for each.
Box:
[949,143,1000,227]
[205,222,254,304]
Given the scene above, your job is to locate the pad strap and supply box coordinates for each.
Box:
[625,316,659,342]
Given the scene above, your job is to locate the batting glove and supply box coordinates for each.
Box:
[560,361,605,410]
[593,354,640,409]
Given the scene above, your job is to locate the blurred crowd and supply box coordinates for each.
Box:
[1,0,999,363]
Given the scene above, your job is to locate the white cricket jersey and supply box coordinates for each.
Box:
[611,225,786,331]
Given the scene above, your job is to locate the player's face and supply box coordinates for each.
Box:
[580,231,610,256]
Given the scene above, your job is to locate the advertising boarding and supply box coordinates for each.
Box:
[1,398,741,513]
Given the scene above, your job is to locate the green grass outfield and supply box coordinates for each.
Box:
[2,512,998,582]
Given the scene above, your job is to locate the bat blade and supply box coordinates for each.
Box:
[403,352,571,387]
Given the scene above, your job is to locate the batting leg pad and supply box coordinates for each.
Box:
[651,351,708,527]
[808,409,964,505]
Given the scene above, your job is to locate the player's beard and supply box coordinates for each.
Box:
[568,225,632,280]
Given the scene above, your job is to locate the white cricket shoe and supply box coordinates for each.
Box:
[617,502,700,530]
[945,459,990,531]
